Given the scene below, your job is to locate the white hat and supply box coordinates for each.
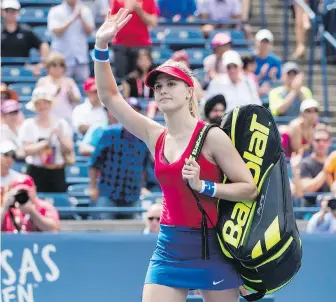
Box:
[2,0,21,10]
[300,99,319,113]
[26,86,55,112]
[255,29,274,43]
[222,50,243,67]
[0,140,17,154]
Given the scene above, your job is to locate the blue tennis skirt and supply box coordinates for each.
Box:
[145,225,242,290]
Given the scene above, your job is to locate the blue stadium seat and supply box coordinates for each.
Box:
[1,57,30,65]
[1,66,37,83]
[193,68,207,85]
[19,0,61,5]
[184,48,211,68]
[150,28,168,45]
[151,47,173,65]
[18,7,49,25]
[37,193,75,207]
[65,164,90,185]
[165,28,206,48]
[32,26,51,43]
[11,162,27,174]
[207,29,249,48]
[67,184,90,198]
[9,83,35,98]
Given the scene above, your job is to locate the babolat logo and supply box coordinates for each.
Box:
[191,126,206,159]
[222,114,270,248]
[243,114,270,185]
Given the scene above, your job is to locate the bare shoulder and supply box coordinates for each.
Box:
[146,120,166,154]
[203,126,232,160]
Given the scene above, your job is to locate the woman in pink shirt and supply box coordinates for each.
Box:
[94,9,257,302]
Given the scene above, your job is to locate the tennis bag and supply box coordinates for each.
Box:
[190,105,302,301]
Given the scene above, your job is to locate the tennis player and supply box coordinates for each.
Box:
[93,8,257,302]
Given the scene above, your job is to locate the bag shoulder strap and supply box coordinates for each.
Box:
[189,123,218,162]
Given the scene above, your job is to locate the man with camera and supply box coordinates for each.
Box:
[1,175,60,233]
[307,196,336,233]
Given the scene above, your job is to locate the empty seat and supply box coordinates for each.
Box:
[18,7,49,25]
[1,66,38,83]
[67,184,90,198]
[32,26,51,43]
[165,28,205,48]
[184,48,211,67]
[151,47,173,65]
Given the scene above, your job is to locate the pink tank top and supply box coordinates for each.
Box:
[154,121,222,228]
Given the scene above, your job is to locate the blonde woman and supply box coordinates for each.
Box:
[93,8,257,302]
[36,52,81,122]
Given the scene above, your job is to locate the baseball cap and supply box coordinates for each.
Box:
[126,97,141,110]
[0,140,17,154]
[283,62,300,74]
[211,33,232,48]
[83,77,97,92]
[1,99,21,114]
[145,64,194,89]
[171,50,189,66]
[9,174,35,192]
[255,29,274,43]
[300,99,319,113]
[222,50,243,67]
[2,0,21,10]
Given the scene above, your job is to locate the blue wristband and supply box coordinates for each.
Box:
[93,46,109,62]
[199,180,217,197]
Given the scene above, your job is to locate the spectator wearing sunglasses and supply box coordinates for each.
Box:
[143,203,162,234]
[0,141,22,207]
[1,0,50,76]
[269,62,312,118]
[36,52,81,123]
[205,50,261,113]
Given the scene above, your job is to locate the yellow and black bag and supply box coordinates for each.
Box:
[188,105,302,301]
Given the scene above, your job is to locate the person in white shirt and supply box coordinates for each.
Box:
[143,203,162,235]
[205,50,261,113]
[18,87,74,193]
[72,77,108,136]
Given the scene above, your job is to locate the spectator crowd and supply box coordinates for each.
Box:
[1,0,335,233]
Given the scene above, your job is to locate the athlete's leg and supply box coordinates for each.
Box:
[200,288,239,302]
[142,284,188,302]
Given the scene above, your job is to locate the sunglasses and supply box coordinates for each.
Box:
[287,70,299,76]
[2,150,15,158]
[314,138,329,143]
[304,108,318,113]
[8,110,20,115]
[50,62,65,68]
[227,64,238,70]
[148,217,160,222]
[4,8,19,13]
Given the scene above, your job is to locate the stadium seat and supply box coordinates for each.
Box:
[37,193,75,207]
[150,28,168,45]
[11,161,27,174]
[151,47,173,65]
[207,29,250,48]
[65,164,90,185]
[19,0,61,6]
[18,7,49,25]
[9,83,35,98]
[67,184,90,198]
[1,66,38,83]
[164,28,206,48]
[1,57,30,65]
[183,48,211,68]
[32,26,51,43]
[192,68,207,86]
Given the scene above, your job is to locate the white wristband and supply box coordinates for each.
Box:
[199,180,205,194]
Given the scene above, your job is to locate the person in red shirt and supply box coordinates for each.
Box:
[94,9,257,302]
[1,174,60,233]
[110,0,158,78]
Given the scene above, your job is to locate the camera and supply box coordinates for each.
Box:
[14,190,30,205]
[327,198,336,211]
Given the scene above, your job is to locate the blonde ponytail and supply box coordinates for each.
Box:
[189,86,200,119]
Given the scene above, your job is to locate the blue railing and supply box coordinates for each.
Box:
[284,0,336,118]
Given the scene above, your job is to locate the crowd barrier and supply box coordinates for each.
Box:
[1,233,335,302]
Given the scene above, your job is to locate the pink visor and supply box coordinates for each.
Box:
[145,65,194,89]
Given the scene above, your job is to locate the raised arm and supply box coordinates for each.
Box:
[94,8,164,152]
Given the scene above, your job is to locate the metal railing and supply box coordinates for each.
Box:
[283,0,336,118]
